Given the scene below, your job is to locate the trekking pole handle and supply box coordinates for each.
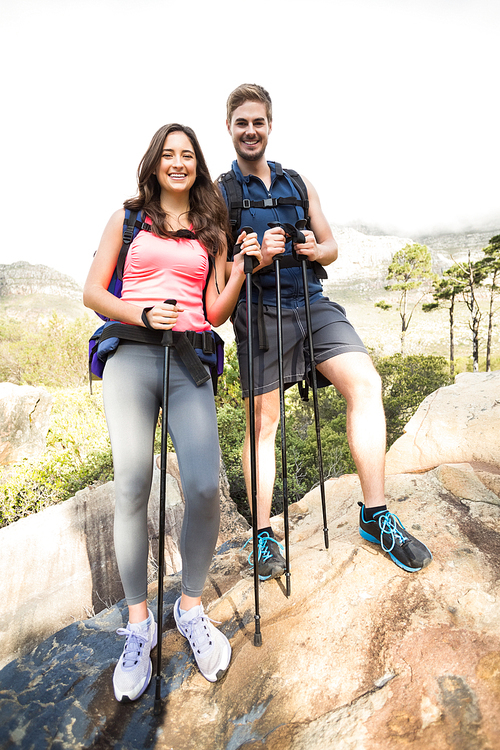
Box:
[291,221,307,261]
[236,226,259,275]
[268,221,307,252]
[161,299,177,347]
[294,220,307,243]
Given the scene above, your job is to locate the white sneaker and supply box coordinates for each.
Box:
[113,609,158,702]
[174,598,231,682]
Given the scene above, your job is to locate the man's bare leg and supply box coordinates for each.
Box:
[317,351,432,571]
[317,351,386,508]
[242,389,280,528]
[242,389,286,578]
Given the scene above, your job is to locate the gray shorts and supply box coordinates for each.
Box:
[234,296,368,397]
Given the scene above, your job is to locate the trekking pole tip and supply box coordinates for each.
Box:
[153,678,163,715]
[324,528,330,549]
[254,632,263,647]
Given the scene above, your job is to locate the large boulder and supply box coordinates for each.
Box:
[0,382,53,464]
[0,454,248,669]
[385,371,500,475]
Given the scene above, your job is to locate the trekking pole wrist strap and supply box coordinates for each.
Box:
[141,307,155,330]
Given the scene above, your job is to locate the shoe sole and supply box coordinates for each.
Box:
[359,528,433,573]
[258,566,286,581]
[113,623,158,703]
[203,636,232,683]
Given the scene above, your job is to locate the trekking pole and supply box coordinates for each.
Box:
[239,227,262,646]
[154,297,177,715]
[268,223,292,597]
[289,222,329,550]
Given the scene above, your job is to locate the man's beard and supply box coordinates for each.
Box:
[234,140,266,162]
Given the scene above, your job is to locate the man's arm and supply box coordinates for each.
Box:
[296,176,338,267]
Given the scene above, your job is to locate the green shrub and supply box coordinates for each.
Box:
[0,386,113,527]
[0,343,455,529]
[376,353,453,445]
[0,313,95,387]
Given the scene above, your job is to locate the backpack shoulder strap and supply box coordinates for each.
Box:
[202,254,217,317]
[116,209,151,280]
[283,170,327,279]
[217,171,242,243]
[217,165,311,241]
[283,168,310,227]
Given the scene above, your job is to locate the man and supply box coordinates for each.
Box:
[219,83,432,580]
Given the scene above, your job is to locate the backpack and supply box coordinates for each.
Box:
[218,163,310,243]
[217,163,327,281]
[88,209,224,393]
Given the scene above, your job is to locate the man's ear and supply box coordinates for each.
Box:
[226,119,232,135]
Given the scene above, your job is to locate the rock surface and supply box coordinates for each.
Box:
[1,373,499,749]
[328,225,417,288]
[385,370,500,475]
[0,455,248,670]
[0,383,53,465]
[1,475,499,748]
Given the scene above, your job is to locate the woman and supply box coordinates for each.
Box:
[83,123,260,702]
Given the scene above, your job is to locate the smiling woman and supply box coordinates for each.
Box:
[82,122,261,704]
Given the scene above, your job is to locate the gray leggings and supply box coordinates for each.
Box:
[103,341,220,604]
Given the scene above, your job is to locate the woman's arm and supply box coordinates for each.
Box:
[83,209,143,325]
[205,231,261,328]
[83,209,180,329]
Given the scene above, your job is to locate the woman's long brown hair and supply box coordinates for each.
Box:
[124,123,230,257]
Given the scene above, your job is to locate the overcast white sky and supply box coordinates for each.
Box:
[1,0,499,284]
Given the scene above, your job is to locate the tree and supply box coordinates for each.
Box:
[385,243,434,355]
[422,264,467,376]
[453,251,487,372]
[476,235,500,371]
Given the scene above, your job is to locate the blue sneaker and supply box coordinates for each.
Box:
[243,531,286,580]
[359,503,432,572]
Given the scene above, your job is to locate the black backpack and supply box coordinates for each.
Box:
[217,163,327,281]
[218,163,310,243]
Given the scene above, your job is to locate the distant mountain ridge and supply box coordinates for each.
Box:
[0,261,82,301]
[1,225,496,306]
[323,224,495,294]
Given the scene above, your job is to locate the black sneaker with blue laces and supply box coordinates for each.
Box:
[243,531,286,580]
[358,502,432,572]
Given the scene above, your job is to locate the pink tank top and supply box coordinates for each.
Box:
[120,227,211,332]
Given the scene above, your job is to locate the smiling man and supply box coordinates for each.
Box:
[218,83,433,582]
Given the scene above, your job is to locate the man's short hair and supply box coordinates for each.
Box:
[226,84,272,123]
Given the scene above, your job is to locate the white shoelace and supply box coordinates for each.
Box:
[181,613,221,656]
[116,626,148,669]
